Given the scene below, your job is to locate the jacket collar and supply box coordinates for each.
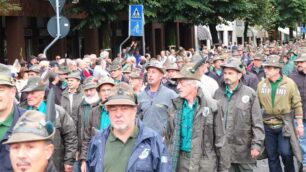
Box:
[1,104,25,143]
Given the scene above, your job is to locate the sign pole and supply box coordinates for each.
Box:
[43,0,62,56]
[142,10,145,55]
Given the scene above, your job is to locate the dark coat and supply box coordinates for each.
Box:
[242,71,260,91]
[214,83,265,166]
[86,120,172,172]
[0,104,26,172]
[80,104,103,160]
[60,86,84,123]
[289,70,306,119]
[249,65,265,81]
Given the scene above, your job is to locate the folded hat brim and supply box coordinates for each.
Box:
[3,130,55,145]
[105,98,136,106]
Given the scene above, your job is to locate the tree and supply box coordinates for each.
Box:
[0,0,21,15]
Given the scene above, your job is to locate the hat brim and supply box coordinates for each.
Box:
[262,64,282,68]
[21,86,45,93]
[145,66,165,74]
[3,130,55,145]
[172,74,200,81]
[83,85,97,90]
[0,81,15,87]
[66,76,81,80]
[105,98,136,106]
[294,59,306,62]
[222,65,243,73]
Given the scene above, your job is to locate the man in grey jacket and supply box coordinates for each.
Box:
[138,60,177,135]
[214,58,265,172]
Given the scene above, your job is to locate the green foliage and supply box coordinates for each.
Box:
[0,0,21,15]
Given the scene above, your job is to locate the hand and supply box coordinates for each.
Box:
[250,148,260,159]
[75,151,79,161]
[81,160,87,172]
[296,125,304,138]
[64,164,73,172]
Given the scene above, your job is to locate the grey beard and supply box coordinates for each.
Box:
[84,94,100,104]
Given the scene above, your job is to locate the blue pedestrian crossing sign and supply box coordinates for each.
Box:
[301,26,306,33]
[129,5,144,36]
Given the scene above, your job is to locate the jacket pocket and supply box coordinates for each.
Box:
[235,104,251,130]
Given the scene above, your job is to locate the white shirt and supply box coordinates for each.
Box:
[200,74,219,98]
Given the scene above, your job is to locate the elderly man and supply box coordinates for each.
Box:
[76,78,100,170]
[138,60,177,135]
[290,54,306,170]
[0,64,26,171]
[165,62,225,172]
[86,83,171,171]
[61,72,84,123]
[19,76,77,172]
[4,110,57,172]
[257,55,304,172]
[80,77,115,172]
[214,59,265,172]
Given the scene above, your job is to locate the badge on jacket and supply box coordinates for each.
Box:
[139,148,150,159]
[202,107,210,117]
[241,95,250,104]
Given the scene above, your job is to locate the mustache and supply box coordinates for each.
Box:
[16,160,31,166]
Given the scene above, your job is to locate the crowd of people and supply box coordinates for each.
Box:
[1,39,306,172]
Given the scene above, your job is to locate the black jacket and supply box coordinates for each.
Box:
[289,70,306,119]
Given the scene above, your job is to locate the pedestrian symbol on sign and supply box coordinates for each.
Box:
[132,8,141,18]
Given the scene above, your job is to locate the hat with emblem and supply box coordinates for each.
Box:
[57,66,69,74]
[0,63,15,86]
[253,54,265,61]
[66,71,81,80]
[172,62,202,81]
[295,53,306,62]
[3,110,55,144]
[129,68,144,79]
[96,77,115,91]
[21,76,46,92]
[145,60,165,74]
[108,61,122,72]
[263,55,283,68]
[222,58,244,73]
[212,55,225,63]
[83,77,97,90]
[105,82,137,106]
[166,63,179,71]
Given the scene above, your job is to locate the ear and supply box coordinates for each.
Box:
[45,144,54,160]
[237,72,243,80]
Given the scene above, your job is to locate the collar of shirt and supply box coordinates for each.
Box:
[28,101,47,115]
[225,84,238,100]
[0,108,14,127]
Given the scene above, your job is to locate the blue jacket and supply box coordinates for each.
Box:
[0,104,26,172]
[86,120,172,172]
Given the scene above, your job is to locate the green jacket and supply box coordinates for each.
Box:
[257,76,303,116]
[214,83,265,165]
[165,89,226,172]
